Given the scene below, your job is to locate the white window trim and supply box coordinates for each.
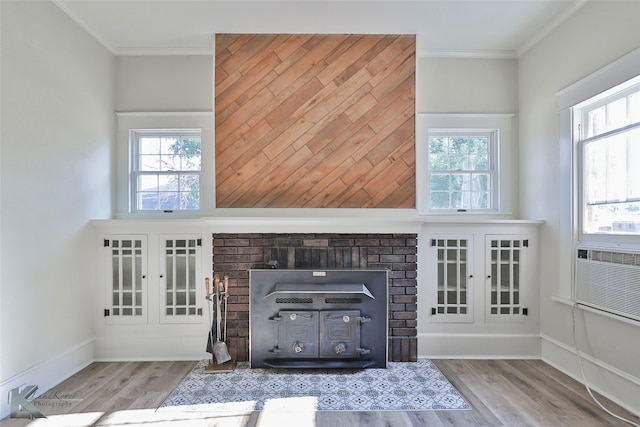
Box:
[572,78,640,239]
[416,113,515,216]
[558,47,640,248]
[555,47,640,301]
[130,128,202,213]
[115,112,214,219]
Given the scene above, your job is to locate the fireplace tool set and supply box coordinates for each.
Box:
[205,275,234,372]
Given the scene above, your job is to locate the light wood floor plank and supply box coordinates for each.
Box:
[1,359,638,427]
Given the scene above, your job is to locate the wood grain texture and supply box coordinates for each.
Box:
[215,34,416,208]
[2,359,637,427]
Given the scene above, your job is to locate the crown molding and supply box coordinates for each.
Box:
[417,49,517,59]
[52,0,116,54]
[114,47,214,56]
[517,0,588,57]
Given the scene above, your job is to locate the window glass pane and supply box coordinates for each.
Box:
[427,130,495,210]
[140,155,161,171]
[160,154,181,172]
[139,137,160,155]
[428,137,449,170]
[583,128,640,234]
[430,174,450,191]
[138,175,158,192]
[158,174,179,191]
[133,131,201,211]
[431,192,450,209]
[607,97,627,130]
[159,192,179,210]
[472,191,489,209]
[182,154,201,171]
[161,137,179,154]
[139,192,158,210]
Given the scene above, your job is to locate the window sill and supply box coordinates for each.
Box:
[552,295,639,326]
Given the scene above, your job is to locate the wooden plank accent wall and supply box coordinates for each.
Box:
[215,34,416,208]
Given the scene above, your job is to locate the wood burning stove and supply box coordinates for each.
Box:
[249,269,388,368]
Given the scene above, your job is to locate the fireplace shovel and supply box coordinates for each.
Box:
[213,275,231,364]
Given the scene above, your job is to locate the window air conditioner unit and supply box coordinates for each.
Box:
[575,248,640,322]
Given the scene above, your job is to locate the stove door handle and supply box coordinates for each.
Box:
[356,347,371,355]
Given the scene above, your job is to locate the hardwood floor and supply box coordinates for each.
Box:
[1,359,638,427]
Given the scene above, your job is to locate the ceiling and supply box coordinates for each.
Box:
[53,0,584,57]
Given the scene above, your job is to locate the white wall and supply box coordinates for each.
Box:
[416,56,520,217]
[416,56,519,114]
[0,0,114,417]
[115,56,213,112]
[519,1,640,415]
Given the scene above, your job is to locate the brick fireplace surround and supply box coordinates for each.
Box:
[212,233,418,363]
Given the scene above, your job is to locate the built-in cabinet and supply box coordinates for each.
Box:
[428,231,532,324]
[103,234,204,325]
[94,227,211,361]
[418,221,542,358]
[93,218,542,360]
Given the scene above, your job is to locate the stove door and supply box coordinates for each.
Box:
[320,310,361,358]
[277,310,319,358]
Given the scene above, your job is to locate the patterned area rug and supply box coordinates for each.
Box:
[159,359,471,411]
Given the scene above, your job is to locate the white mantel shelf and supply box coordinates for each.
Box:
[92,209,544,234]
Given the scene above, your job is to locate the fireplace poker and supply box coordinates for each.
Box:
[223,276,229,342]
[204,277,214,365]
[213,274,231,364]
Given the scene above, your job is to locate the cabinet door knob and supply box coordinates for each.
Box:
[469,275,473,278]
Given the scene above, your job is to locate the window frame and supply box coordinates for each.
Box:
[115,112,214,218]
[130,128,202,213]
[426,128,498,212]
[416,114,515,216]
[571,75,640,243]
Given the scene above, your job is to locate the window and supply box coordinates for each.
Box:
[131,129,201,212]
[416,113,514,215]
[115,112,213,217]
[573,75,640,236]
[428,130,496,211]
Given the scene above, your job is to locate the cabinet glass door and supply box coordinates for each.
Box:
[105,236,147,324]
[432,237,473,322]
[487,236,527,321]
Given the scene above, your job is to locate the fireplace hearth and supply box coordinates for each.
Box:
[249,269,388,368]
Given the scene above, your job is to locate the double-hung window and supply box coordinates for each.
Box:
[131,129,201,212]
[416,114,513,215]
[573,75,640,236]
[427,130,497,211]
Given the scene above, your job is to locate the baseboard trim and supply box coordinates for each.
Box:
[94,335,210,362]
[418,332,541,359]
[541,334,640,416]
[0,338,95,420]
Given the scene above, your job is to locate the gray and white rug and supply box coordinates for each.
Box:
[159,359,471,412]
